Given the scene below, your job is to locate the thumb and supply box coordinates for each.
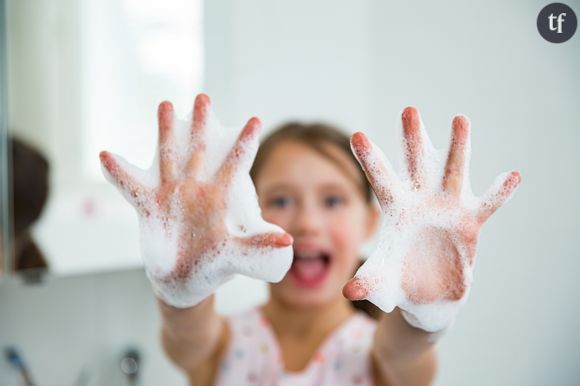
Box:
[342,277,369,301]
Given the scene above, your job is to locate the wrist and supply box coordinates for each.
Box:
[400,309,448,342]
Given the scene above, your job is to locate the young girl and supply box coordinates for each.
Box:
[99,94,521,386]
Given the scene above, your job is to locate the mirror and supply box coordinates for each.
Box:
[4,0,203,277]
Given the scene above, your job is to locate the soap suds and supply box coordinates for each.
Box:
[349,107,521,332]
[100,95,293,308]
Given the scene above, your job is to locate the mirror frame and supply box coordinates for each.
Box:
[0,0,10,275]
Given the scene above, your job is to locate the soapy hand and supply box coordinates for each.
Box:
[343,107,521,332]
[100,94,293,308]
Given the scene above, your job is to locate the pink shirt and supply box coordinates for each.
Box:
[214,307,378,386]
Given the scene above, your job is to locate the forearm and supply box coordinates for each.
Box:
[372,308,438,385]
[158,294,224,372]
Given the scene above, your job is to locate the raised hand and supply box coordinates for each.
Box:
[100,94,293,308]
[343,107,521,332]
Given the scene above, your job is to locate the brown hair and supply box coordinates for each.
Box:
[250,122,373,203]
[9,137,50,276]
[249,122,381,319]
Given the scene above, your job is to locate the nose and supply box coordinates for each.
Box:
[290,200,324,237]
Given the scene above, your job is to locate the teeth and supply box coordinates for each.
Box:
[295,251,321,259]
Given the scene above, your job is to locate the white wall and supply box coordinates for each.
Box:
[205,0,373,135]
[1,0,579,385]
[367,1,580,384]
[0,270,186,386]
[206,1,580,384]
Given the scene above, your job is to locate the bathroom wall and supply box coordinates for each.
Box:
[0,269,266,386]
[206,2,580,384]
[0,269,187,386]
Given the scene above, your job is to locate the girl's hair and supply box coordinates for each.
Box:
[250,122,373,203]
[249,122,382,320]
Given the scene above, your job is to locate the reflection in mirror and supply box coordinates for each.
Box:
[6,137,50,283]
[5,0,203,277]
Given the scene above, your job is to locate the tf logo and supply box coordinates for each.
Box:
[537,3,577,43]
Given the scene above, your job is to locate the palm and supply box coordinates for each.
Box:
[343,107,521,331]
[399,195,478,304]
[100,94,293,307]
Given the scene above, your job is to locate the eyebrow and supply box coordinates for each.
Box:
[260,182,351,195]
[260,183,297,195]
[318,183,350,193]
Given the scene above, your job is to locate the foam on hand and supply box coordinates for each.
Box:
[100,95,293,308]
[347,107,521,332]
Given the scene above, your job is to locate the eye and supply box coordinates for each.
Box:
[324,195,344,208]
[268,196,292,209]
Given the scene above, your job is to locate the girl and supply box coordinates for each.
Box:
[99,94,521,386]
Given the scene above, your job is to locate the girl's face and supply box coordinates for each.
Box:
[255,140,378,308]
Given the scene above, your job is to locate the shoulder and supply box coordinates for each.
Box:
[344,311,378,343]
[187,307,266,386]
[314,311,378,386]
[212,306,281,386]
[223,306,267,337]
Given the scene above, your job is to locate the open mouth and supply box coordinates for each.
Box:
[288,250,332,288]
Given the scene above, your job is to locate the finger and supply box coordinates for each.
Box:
[236,232,293,248]
[478,170,522,223]
[158,101,177,184]
[214,116,261,186]
[442,115,471,196]
[342,277,369,301]
[99,151,146,210]
[401,106,433,189]
[351,131,400,208]
[185,93,210,178]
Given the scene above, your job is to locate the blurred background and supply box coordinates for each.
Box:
[1,0,579,385]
